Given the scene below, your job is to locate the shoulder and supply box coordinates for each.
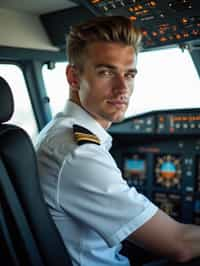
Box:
[70,124,120,176]
[36,118,75,160]
[72,124,117,168]
[73,124,100,146]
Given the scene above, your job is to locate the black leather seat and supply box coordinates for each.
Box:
[0,76,72,266]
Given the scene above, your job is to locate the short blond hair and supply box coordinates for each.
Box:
[67,16,142,70]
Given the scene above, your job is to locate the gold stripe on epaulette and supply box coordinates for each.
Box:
[74,132,100,145]
[74,132,99,141]
[75,136,100,145]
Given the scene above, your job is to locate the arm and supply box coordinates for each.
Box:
[129,209,200,263]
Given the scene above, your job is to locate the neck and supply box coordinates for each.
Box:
[69,91,112,130]
[69,90,81,106]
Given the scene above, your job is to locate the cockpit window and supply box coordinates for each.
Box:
[42,63,69,117]
[0,64,38,140]
[126,47,200,117]
[43,47,200,118]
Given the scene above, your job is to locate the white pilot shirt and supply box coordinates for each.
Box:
[36,101,158,266]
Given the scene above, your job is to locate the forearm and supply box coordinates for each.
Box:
[180,223,200,262]
[129,210,200,263]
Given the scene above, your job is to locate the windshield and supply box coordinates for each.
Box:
[43,47,200,118]
[126,47,200,117]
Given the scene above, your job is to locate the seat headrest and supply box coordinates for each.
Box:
[0,77,14,123]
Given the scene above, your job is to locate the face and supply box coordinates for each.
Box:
[67,41,137,129]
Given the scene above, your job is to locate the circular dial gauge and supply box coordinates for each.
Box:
[155,155,181,188]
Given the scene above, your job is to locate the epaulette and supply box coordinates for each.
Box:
[73,124,100,146]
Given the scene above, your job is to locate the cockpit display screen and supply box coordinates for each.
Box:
[125,158,145,174]
[123,154,146,186]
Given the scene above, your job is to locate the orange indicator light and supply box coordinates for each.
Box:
[182,17,188,24]
[129,16,137,21]
[91,0,101,4]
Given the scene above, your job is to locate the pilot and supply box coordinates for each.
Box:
[36,16,200,266]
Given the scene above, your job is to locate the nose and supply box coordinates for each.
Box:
[113,73,129,93]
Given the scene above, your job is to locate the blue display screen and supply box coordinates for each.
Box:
[161,162,176,173]
[125,159,145,173]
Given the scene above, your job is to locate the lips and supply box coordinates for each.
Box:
[107,100,128,108]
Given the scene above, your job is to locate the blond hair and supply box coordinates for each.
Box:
[67,16,142,70]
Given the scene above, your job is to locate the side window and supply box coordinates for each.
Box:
[0,64,38,140]
[42,62,69,117]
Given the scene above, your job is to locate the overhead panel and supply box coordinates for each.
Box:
[77,0,200,49]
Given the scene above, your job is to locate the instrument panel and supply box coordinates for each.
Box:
[109,108,200,224]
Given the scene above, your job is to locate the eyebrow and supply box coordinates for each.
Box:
[95,64,138,74]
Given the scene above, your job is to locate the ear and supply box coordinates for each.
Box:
[66,65,80,91]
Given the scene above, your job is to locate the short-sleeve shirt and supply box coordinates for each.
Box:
[35,101,158,266]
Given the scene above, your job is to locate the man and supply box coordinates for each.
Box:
[36,16,200,266]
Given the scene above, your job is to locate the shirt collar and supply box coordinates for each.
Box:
[63,101,112,150]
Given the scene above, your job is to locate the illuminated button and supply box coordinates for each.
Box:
[192,30,198,36]
[184,158,193,165]
[175,34,182,40]
[175,123,180,128]
[146,128,152,133]
[103,6,108,11]
[147,119,152,125]
[183,32,189,38]
[142,30,148,36]
[159,123,164,129]
[135,125,140,130]
[186,171,192,177]
[159,116,164,122]
[149,1,156,7]
[91,0,101,4]
[178,142,184,148]
[185,196,193,202]
[182,17,188,24]
[190,123,195,128]
[152,31,158,36]
[183,123,188,128]
[129,16,137,21]
[185,186,193,192]
[160,37,167,42]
